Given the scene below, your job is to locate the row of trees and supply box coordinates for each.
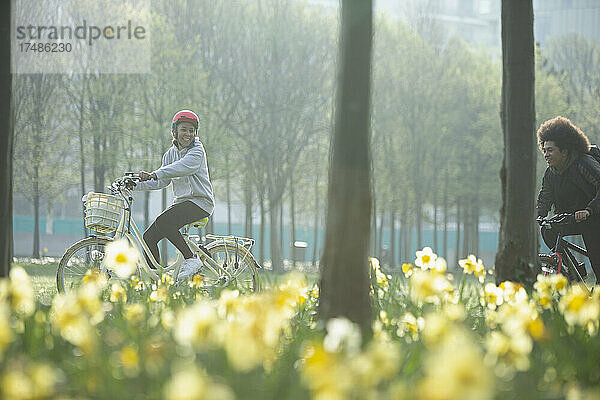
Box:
[11,0,600,271]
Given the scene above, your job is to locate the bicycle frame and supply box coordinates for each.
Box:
[553,232,589,282]
[100,185,258,284]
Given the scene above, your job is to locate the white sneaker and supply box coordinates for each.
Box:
[177,256,203,281]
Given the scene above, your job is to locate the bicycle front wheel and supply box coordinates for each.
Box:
[57,236,112,293]
[204,243,259,292]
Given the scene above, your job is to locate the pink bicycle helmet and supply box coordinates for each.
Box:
[171,110,199,134]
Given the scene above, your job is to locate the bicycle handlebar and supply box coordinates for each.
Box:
[537,213,575,228]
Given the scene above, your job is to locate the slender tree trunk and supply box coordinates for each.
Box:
[455,199,461,267]
[280,198,284,265]
[312,149,320,268]
[462,198,470,256]
[390,210,395,267]
[312,183,319,268]
[416,193,423,249]
[245,171,253,238]
[474,197,480,256]
[371,195,377,256]
[269,196,282,272]
[495,0,536,283]
[260,195,265,267]
[226,153,231,234]
[290,172,297,269]
[77,88,87,239]
[443,171,448,259]
[377,210,384,259]
[398,208,405,264]
[0,0,12,276]
[319,0,373,333]
[433,174,438,251]
[33,169,40,258]
[404,217,411,264]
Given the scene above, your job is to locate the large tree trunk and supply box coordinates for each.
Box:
[0,0,12,276]
[319,0,373,333]
[495,0,536,283]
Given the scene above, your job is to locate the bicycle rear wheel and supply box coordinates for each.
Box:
[203,243,259,292]
[57,237,112,293]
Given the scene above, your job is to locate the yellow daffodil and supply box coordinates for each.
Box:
[150,286,168,303]
[163,365,209,400]
[550,274,568,293]
[485,330,532,371]
[50,293,96,354]
[119,346,140,375]
[0,266,35,316]
[415,247,437,270]
[123,303,145,325]
[410,269,454,305]
[559,283,599,328]
[402,263,414,278]
[104,238,139,278]
[1,369,33,400]
[110,283,127,303]
[174,300,219,349]
[499,281,528,305]
[323,317,362,354]
[418,328,495,399]
[459,254,486,282]
[397,312,424,342]
[301,342,353,400]
[484,283,504,310]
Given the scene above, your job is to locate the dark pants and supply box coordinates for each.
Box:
[143,201,209,266]
[541,218,600,283]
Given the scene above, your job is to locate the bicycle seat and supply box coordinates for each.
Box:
[190,217,209,228]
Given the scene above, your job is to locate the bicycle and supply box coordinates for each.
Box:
[536,213,595,292]
[57,173,261,293]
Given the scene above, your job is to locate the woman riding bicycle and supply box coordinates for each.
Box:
[536,116,600,284]
[132,110,214,282]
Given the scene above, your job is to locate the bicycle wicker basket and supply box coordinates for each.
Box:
[83,192,125,233]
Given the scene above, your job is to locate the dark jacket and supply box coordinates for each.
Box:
[537,153,600,217]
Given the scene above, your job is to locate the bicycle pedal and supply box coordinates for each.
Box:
[541,266,556,274]
[217,276,229,285]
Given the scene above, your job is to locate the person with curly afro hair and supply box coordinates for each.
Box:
[537,116,600,283]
